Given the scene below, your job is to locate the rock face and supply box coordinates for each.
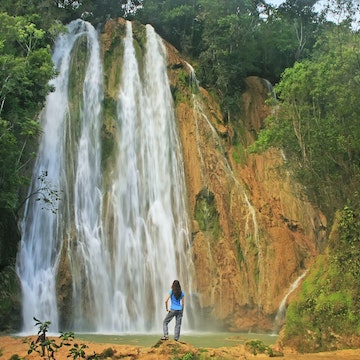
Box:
[0,18,326,333]
[162,38,326,331]
[56,18,326,332]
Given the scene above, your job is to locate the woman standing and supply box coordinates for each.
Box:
[161,280,185,341]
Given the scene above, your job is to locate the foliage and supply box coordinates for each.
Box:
[276,0,320,59]
[194,188,221,241]
[0,264,21,331]
[171,352,195,360]
[135,0,325,119]
[28,318,72,359]
[245,339,274,356]
[1,0,360,351]
[101,347,115,358]
[0,0,349,217]
[283,206,360,351]
[0,12,56,213]
[0,119,22,209]
[170,349,224,360]
[28,317,95,360]
[16,171,62,215]
[68,343,88,360]
[136,0,201,56]
[330,206,360,281]
[249,20,360,351]
[232,142,246,165]
[9,355,20,360]
[195,0,261,114]
[250,26,360,220]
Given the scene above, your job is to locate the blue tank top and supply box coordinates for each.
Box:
[170,290,184,310]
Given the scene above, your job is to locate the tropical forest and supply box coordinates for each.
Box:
[1,0,360,358]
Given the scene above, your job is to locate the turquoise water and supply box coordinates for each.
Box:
[76,332,278,348]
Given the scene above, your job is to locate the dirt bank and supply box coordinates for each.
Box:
[1,335,360,360]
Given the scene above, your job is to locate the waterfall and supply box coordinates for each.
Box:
[17,20,194,334]
[16,19,100,333]
[273,270,308,333]
[186,63,263,304]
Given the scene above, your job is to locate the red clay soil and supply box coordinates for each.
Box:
[1,335,360,360]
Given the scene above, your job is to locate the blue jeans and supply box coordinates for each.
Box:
[163,310,183,340]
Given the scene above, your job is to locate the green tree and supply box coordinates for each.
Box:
[0,12,60,333]
[0,13,56,211]
[135,0,324,119]
[277,0,320,59]
[284,206,360,351]
[0,119,21,209]
[195,0,263,116]
[250,26,360,219]
[321,0,360,27]
[136,0,201,55]
[255,0,322,83]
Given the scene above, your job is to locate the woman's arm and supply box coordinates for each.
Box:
[165,294,171,312]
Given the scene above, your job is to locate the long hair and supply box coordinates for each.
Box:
[172,280,182,300]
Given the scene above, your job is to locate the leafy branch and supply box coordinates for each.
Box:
[27,317,89,360]
[16,171,62,216]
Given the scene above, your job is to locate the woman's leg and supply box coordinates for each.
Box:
[162,311,175,338]
[174,310,183,341]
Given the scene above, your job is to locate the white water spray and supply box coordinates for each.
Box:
[101,22,194,332]
[273,270,308,333]
[186,63,263,303]
[17,20,194,333]
[16,20,101,333]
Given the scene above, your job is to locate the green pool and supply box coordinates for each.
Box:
[76,332,278,348]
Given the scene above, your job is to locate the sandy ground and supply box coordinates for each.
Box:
[1,335,360,360]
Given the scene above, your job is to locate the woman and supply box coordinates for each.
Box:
[161,280,185,341]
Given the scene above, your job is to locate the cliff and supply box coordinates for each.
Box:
[161,28,326,331]
[0,18,326,334]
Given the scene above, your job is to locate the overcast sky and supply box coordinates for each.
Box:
[265,0,285,5]
[263,0,359,28]
[265,0,324,8]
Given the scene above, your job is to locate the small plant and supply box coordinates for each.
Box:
[68,343,88,360]
[9,355,21,360]
[87,351,102,360]
[181,353,195,360]
[28,317,59,359]
[171,352,194,360]
[27,317,95,360]
[101,347,115,358]
[245,339,273,356]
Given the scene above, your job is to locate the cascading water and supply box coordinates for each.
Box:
[186,63,263,304]
[100,21,194,332]
[272,270,308,334]
[16,19,101,333]
[17,20,194,334]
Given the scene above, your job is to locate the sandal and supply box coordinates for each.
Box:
[161,336,169,340]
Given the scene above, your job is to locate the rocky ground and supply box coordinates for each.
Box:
[1,335,360,360]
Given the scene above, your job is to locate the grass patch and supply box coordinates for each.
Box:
[194,188,221,241]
